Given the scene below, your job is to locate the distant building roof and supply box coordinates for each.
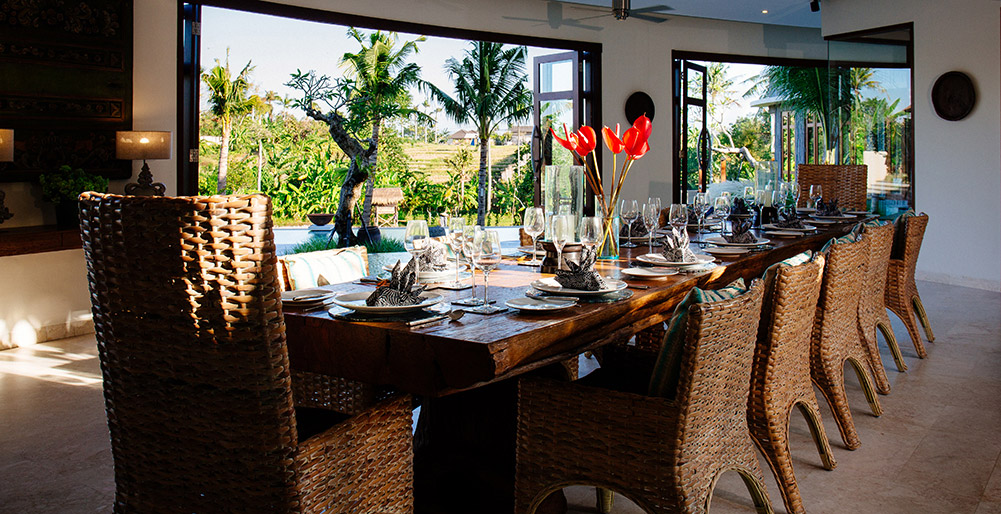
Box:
[447,130,477,140]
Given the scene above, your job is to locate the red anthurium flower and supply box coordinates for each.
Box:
[622,126,650,160]
[632,114,652,141]
[551,126,576,153]
[576,126,597,156]
[602,124,624,154]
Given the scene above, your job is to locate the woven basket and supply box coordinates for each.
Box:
[796,164,867,210]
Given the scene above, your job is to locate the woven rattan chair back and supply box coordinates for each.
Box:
[796,164,867,210]
[858,222,905,394]
[515,280,774,514]
[80,193,303,512]
[749,255,835,514]
[885,214,935,358]
[811,236,882,450]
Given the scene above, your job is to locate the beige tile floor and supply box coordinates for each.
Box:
[0,280,998,513]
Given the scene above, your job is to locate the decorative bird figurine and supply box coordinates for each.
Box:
[554,246,606,291]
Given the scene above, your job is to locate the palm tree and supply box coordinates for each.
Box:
[426,41,532,225]
[340,28,425,225]
[202,50,256,193]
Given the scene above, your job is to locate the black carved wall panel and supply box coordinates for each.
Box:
[0,0,133,182]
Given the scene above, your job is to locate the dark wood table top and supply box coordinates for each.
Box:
[284,224,852,397]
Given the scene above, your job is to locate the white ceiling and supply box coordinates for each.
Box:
[559,0,821,29]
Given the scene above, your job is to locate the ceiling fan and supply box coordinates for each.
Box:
[502,1,604,31]
[566,0,674,24]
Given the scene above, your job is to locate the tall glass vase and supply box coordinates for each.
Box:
[597,197,619,260]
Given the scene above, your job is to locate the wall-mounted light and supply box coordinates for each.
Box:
[761,10,769,14]
[0,129,13,224]
[116,131,171,196]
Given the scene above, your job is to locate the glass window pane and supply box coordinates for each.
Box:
[540,60,573,93]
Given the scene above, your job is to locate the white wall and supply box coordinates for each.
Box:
[0,0,177,348]
[824,0,1001,291]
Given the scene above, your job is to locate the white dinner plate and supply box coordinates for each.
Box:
[805,218,839,225]
[518,246,546,256]
[530,277,628,296]
[703,247,749,257]
[383,264,459,279]
[764,230,803,238]
[846,210,872,216]
[761,223,817,232]
[812,214,854,220]
[620,267,678,279]
[505,296,577,312]
[635,253,715,267]
[704,236,771,247]
[797,207,817,213]
[331,292,444,314]
[282,286,336,306]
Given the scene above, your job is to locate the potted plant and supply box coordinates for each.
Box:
[39,165,109,228]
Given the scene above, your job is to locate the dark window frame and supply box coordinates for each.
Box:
[178,0,602,197]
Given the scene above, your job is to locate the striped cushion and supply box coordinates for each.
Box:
[648,278,748,399]
[284,247,367,290]
[820,233,860,254]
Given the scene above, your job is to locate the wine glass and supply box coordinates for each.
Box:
[647,197,663,229]
[713,196,731,235]
[743,186,756,204]
[619,199,639,248]
[551,214,574,270]
[467,230,503,314]
[669,203,687,228]
[579,216,603,250]
[456,225,486,306]
[444,218,466,288]
[522,207,544,266]
[404,220,430,283]
[642,203,660,254]
[693,192,710,239]
[790,182,802,211]
[810,184,823,208]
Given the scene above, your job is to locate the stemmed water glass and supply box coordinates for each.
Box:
[790,182,802,212]
[523,207,544,266]
[619,199,639,248]
[404,220,430,283]
[713,196,731,235]
[693,192,710,239]
[444,218,467,288]
[467,230,503,314]
[647,197,663,229]
[551,214,573,270]
[642,203,660,254]
[810,184,823,208]
[454,225,486,306]
[669,203,687,228]
[579,216,603,250]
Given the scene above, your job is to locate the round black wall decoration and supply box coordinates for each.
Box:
[625,92,655,124]
[931,71,976,121]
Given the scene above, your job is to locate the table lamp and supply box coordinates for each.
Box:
[0,129,13,223]
[116,130,170,196]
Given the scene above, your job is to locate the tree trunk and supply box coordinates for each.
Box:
[361,120,380,227]
[218,120,231,193]
[476,136,489,226]
[302,106,373,246]
[486,139,493,214]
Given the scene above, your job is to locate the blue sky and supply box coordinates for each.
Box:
[201,6,565,132]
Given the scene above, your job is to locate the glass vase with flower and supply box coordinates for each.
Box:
[551,114,654,261]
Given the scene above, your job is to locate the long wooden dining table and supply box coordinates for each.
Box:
[283,223,852,513]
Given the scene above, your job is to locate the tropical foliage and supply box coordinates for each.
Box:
[201,50,260,193]
[426,41,532,225]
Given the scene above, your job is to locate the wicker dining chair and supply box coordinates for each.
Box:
[811,234,882,451]
[79,192,414,514]
[858,222,907,395]
[796,164,868,210]
[748,252,836,514]
[515,280,773,514]
[885,213,935,358]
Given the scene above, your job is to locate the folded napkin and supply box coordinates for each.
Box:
[724,219,758,243]
[554,246,607,291]
[620,218,649,238]
[775,210,807,229]
[661,226,697,263]
[816,198,842,217]
[731,197,752,216]
[417,239,450,271]
[366,259,427,306]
